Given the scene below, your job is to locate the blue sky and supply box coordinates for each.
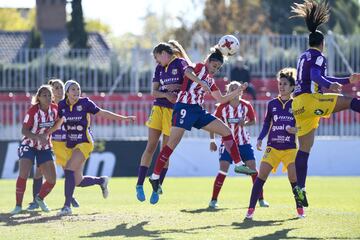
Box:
[0,0,204,35]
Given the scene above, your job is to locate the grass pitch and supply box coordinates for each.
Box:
[0,177,359,239]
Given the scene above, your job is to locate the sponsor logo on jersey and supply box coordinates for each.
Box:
[227,118,241,124]
[39,121,55,128]
[293,106,305,115]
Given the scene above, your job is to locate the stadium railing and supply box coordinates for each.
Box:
[0,33,359,94]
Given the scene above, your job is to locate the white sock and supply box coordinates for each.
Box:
[151,173,160,180]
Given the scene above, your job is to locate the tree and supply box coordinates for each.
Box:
[327,0,360,35]
[67,0,89,49]
[262,0,304,34]
[263,0,360,35]
[200,0,268,34]
[85,19,111,35]
[0,8,35,31]
[29,27,42,49]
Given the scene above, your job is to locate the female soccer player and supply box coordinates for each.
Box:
[11,85,58,214]
[208,81,269,209]
[54,80,136,216]
[245,68,304,219]
[136,40,191,204]
[290,0,360,207]
[148,47,257,204]
[27,79,80,210]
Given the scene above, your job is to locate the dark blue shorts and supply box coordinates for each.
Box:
[219,143,255,163]
[18,144,54,167]
[172,102,216,131]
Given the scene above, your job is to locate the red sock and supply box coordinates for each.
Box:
[153,145,173,175]
[38,181,55,200]
[251,171,264,199]
[222,134,242,164]
[16,177,27,206]
[211,172,227,201]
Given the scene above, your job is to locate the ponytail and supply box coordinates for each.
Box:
[290,0,330,47]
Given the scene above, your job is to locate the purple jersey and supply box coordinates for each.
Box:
[51,124,66,142]
[58,97,100,148]
[258,97,296,150]
[294,48,326,96]
[153,58,188,109]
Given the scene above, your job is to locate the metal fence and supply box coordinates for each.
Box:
[0,99,358,140]
[0,33,360,94]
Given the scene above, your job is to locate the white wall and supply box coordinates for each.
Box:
[167,138,360,177]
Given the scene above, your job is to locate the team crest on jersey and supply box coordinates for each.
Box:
[314,109,324,115]
[172,69,178,75]
[289,108,293,114]
[272,107,277,112]
[62,109,65,113]
[76,105,83,111]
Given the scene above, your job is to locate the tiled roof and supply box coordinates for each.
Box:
[0,30,111,65]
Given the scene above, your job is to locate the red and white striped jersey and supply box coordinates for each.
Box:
[215,100,256,145]
[176,63,219,105]
[21,103,58,150]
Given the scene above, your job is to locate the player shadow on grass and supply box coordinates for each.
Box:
[0,211,100,226]
[80,220,228,239]
[0,212,64,226]
[248,228,359,240]
[180,206,245,214]
[232,217,298,229]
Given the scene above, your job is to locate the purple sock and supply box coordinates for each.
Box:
[290,182,302,208]
[33,177,43,201]
[295,150,309,189]
[78,176,104,187]
[64,170,75,207]
[159,168,168,185]
[136,166,149,186]
[350,98,360,113]
[248,178,265,209]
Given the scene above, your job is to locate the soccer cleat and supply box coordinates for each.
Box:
[100,176,109,199]
[234,164,257,175]
[150,191,159,204]
[27,201,39,211]
[245,208,255,219]
[293,186,309,207]
[208,200,218,209]
[149,177,160,193]
[136,185,146,202]
[297,207,306,218]
[35,195,51,212]
[57,206,72,216]
[258,199,270,208]
[10,206,23,215]
[71,197,80,208]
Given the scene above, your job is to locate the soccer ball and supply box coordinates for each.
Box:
[218,35,240,56]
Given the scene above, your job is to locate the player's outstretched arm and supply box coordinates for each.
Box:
[96,109,136,122]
